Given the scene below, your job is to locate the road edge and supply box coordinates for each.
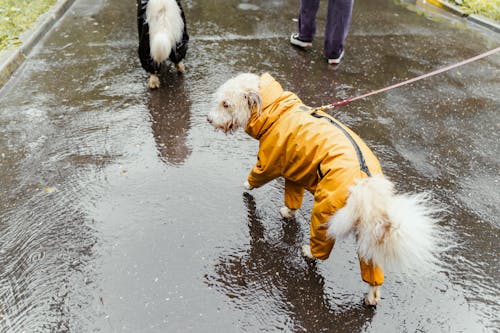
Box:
[424,0,500,33]
[0,0,77,90]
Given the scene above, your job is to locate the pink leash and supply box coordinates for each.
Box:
[319,46,500,110]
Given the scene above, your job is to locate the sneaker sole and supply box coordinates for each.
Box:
[290,35,312,48]
[328,50,345,64]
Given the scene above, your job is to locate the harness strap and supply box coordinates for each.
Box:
[298,106,372,177]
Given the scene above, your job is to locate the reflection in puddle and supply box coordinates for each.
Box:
[206,192,375,332]
[148,74,192,165]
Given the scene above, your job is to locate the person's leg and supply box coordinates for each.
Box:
[324,0,354,60]
[298,0,321,42]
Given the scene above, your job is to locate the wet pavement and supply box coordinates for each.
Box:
[0,0,499,332]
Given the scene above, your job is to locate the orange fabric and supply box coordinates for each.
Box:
[360,259,384,286]
[245,73,384,285]
[284,180,305,210]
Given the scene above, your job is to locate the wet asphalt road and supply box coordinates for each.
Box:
[0,0,499,332]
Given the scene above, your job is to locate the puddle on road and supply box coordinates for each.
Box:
[148,75,192,165]
[0,0,498,331]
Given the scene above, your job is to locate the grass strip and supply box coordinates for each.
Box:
[0,0,58,51]
[447,0,500,21]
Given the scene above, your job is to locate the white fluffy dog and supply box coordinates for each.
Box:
[207,73,445,305]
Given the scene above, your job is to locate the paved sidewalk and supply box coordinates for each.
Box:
[0,0,498,331]
[0,0,76,89]
[1,0,497,91]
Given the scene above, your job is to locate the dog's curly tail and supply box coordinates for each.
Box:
[146,0,184,64]
[327,175,447,273]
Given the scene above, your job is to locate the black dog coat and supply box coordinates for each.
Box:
[137,0,189,74]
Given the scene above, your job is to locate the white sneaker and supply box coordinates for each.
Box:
[290,33,312,48]
[328,49,345,65]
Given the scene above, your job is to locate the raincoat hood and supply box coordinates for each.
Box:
[244,73,302,139]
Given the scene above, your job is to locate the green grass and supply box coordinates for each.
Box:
[0,0,58,51]
[449,0,500,21]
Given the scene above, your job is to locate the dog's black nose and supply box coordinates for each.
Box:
[207,117,212,124]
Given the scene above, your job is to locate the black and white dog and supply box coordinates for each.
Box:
[137,0,189,89]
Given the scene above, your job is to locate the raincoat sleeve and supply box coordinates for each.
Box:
[309,203,335,260]
[284,180,305,210]
[247,150,281,188]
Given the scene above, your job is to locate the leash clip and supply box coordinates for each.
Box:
[298,104,335,116]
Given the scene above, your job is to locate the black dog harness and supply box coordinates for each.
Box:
[298,105,372,178]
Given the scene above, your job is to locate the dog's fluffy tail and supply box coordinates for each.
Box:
[146,0,184,64]
[327,175,445,273]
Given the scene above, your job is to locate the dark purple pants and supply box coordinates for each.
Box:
[298,0,354,58]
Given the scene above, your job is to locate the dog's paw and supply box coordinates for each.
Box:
[280,206,296,219]
[175,62,186,73]
[243,181,254,190]
[364,285,381,306]
[301,244,315,259]
[148,74,160,89]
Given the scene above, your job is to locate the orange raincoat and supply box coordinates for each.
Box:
[245,73,384,286]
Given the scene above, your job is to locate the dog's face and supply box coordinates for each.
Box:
[207,74,261,134]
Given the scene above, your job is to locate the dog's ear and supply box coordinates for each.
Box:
[244,91,262,115]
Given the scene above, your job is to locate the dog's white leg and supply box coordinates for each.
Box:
[301,244,315,259]
[280,206,296,219]
[175,61,185,73]
[364,285,381,306]
[148,74,160,89]
[243,181,254,190]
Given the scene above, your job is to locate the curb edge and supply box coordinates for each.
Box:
[424,0,500,33]
[0,0,77,90]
